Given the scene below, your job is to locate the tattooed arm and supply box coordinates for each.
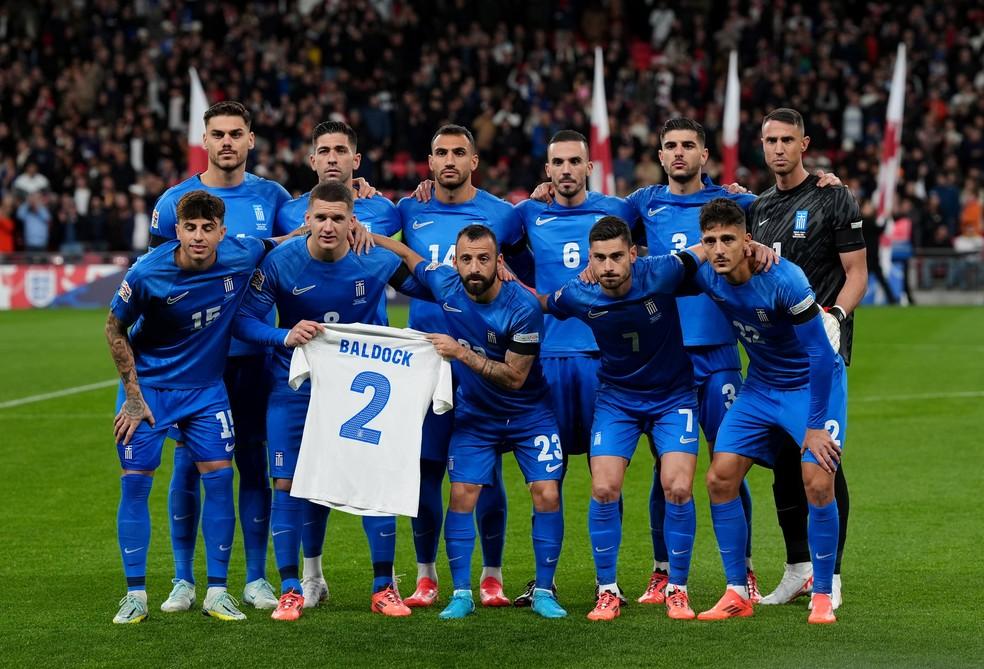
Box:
[105,312,155,444]
[425,334,534,391]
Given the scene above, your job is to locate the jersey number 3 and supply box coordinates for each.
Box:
[339,371,391,445]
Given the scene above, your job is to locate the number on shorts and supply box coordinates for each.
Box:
[339,371,391,445]
[535,434,563,462]
[215,410,235,439]
[772,241,782,257]
[721,383,737,410]
[677,408,694,433]
[824,419,842,447]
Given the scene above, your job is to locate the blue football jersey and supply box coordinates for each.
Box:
[150,172,291,356]
[692,259,821,389]
[234,237,428,393]
[516,191,637,356]
[399,189,524,335]
[626,176,757,347]
[110,236,269,389]
[275,191,402,236]
[547,253,694,397]
[414,262,548,417]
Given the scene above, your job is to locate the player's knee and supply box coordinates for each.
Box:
[662,479,693,505]
[591,481,621,503]
[530,482,560,512]
[803,476,834,506]
[705,467,737,501]
[273,478,292,492]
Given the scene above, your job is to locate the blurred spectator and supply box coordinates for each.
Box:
[16,192,51,252]
[12,162,49,197]
[0,195,15,253]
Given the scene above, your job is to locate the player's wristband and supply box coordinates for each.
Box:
[825,305,847,323]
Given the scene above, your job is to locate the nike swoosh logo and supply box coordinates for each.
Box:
[679,436,698,444]
[671,549,688,555]
[379,531,397,537]
[545,463,563,473]
[172,514,191,521]
[442,303,462,312]
[166,291,189,305]
[816,552,833,559]
[594,545,615,553]
[413,530,429,537]
[546,557,558,564]
[449,555,464,562]
[758,218,770,227]
[587,310,608,319]
[272,529,291,537]
[720,548,732,553]
[224,442,234,452]
[648,206,668,217]
[412,220,435,230]
[219,544,232,552]
[483,533,502,541]
[254,516,268,523]
[302,520,316,526]
[535,216,558,226]
[292,285,316,295]
[124,547,143,554]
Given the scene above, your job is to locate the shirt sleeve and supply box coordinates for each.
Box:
[389,261,434,300]
[412,260,457,300]
[233,257,290,347]
[288,344,312,390]
[372,197,403,237]
[507,298,543,356]
[544,280,580,320]
[149,192,178,247]
[109,265,145,326]
[830,187,865,252]
[634,253,688,293]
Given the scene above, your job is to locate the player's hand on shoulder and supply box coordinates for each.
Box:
[530,181,555,203]
[289,223,310,238]
[114,392,155,445]
[497,257,516,282]
[413,179,434,203]
[285,320,325,348]
[814,170,843,188]
[723,182,749,194]
[348,216,374,255]
[353,177,378,199]
[801,427,842,474]
[425,333,464,360]
[578,264,599,284]
[746,240,780,273]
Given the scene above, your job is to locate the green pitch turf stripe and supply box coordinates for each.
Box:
[0,379,117,409]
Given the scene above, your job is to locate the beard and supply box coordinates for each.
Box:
[463,272,495,296]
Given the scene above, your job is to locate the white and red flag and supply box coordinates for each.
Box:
[722,50,740,185]
[589,47,615,195]
[876,44,906,222]
[187,67,209,175]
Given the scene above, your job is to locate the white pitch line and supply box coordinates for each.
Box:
[0,379,118,409]
[855,390,984,403]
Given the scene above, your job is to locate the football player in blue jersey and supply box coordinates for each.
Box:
[397,125,532,608]
[151,101,291,612]
[689,199,844,625]
[106,191,290,624]
[625,118,761,605]
[372,224,567,620]
[234,181,432,620]
[511,130,636,605]
[273,120,401,605]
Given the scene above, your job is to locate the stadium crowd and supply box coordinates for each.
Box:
[0,0,981,254]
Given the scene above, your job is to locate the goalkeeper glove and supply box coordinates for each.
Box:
[821,305,847,352]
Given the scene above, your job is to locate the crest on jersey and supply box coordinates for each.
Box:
[447,456,454,472]
[224,276,234,293]
[793,210,809,238]
[250,269,265,292]
[118,279,132,303]
[487,330,497,344]
[644,299,659,320]
[352,279,367,304]
[151,209,160,230]
[756,308,770,324]
[253,204,266,222]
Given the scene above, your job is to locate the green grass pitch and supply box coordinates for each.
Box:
[0,306,981,668]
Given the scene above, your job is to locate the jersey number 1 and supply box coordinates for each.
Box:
[339,371,391,445]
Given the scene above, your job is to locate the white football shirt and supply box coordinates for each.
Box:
[289,322,453,517]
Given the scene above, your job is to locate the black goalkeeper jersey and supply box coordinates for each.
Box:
[749,174,864,364]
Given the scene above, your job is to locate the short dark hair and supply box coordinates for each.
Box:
[312,121,358,151]
[431,124,476,152]
[177,190,225,223]
[660,117,706,146]
[548,130,589,149]
[762,107,805,131]
[309,181,353,212]
[589,216,633,246]
[456,223,498,251]
[203,101,251,128]
[699,198,746,232]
